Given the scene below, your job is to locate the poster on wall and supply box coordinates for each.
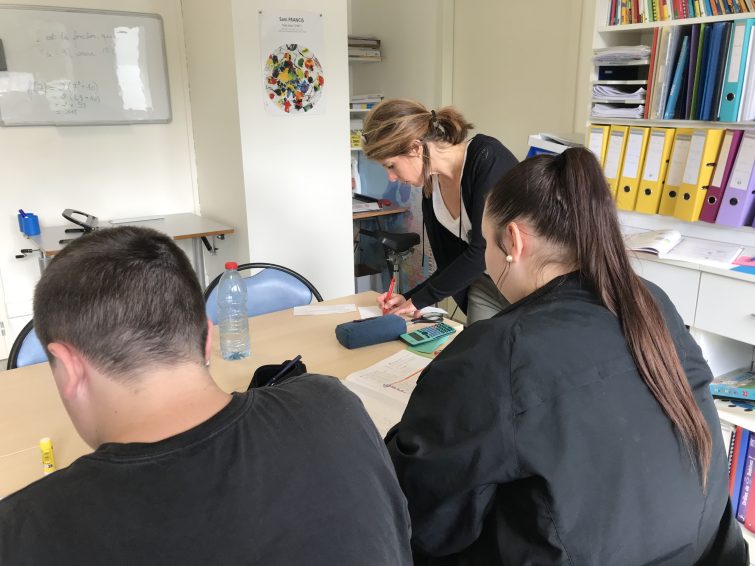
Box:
[259,10,325,116]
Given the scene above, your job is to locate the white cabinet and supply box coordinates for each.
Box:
[695,273,755,345]
[629,257,700,325]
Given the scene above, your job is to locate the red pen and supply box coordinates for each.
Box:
[383,276,396,314]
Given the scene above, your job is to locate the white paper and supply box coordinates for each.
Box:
[604,131,626,179]
[710,131,735,188]
[358,306,382,319]
[293,304,356,316]
[621,129,646,179]
[728,133,755,191]
[682,131,706,186]
[641,131,666,182]
[352,200,381,213]
[625,229,682,256]
[344,350,431,436]
[588,127,605,160]
[665,134,692,188]
[663,238,743,267]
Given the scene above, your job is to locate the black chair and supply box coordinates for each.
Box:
[204,262,323,323]
[7,320,47,370]
[358,228,420,294]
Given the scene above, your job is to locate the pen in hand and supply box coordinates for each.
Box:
[267,355,302,387]
[383,276,396,314]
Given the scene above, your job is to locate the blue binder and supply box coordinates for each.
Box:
[719,19,755,122]
[665,36,689,119]
[700,23,726,121]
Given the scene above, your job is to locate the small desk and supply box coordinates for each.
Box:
[352,206,407,221]
[28,213,234,288]
[0,292,451,496]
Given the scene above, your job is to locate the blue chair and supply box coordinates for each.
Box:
[204,262,323,324]
[7,320,47,370]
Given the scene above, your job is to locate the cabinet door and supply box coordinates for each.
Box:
[695,273,755,346]
[629,258,699,325]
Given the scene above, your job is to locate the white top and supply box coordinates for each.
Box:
[431,143,472,243]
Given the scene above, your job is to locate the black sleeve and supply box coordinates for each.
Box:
[405,140,517,309]
[385,324,518,556]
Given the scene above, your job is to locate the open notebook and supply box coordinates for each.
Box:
[625,229,743,267]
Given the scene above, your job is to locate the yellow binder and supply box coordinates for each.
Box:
[603,125,629,198]
[586,124,610,166]
[635,128,675,215]
[616,127,651,211]
[673,128,725,222]
[658,128,694,216]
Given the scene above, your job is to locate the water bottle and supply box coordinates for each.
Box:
[217,262,251,360]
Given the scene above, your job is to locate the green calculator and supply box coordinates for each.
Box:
[399,322,456,346]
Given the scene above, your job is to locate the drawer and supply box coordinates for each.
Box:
[629,258,699,325]
[695,273,755,345]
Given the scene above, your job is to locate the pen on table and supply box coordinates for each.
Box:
[383,276,396,314]
[18,209,26,217]
[39,437,55,475]
[267,355,302,387]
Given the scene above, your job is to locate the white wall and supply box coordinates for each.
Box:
[229,0,354,299]
[181,0,249,281]
[349,0,453,109]
[0,0,199,345]
[453,0,585,159]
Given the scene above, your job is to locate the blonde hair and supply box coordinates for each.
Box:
[362,99,474,196]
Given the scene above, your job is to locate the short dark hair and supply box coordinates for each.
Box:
[34,226,208,378]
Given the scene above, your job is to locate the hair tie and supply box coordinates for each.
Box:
[431,109,436,119]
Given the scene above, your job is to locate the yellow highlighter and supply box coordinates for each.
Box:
[39,437,56,475]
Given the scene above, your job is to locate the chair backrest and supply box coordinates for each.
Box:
[7,320,47,370]
[204,262,323,324]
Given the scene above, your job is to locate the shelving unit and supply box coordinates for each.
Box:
[592,2,755,556]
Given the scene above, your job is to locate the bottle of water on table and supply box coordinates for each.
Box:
[217,261,250,360]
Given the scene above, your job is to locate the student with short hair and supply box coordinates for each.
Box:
[362,99,518,324]
[0,226,412,565]
[386,149,748,565]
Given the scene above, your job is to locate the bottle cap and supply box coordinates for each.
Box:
[225,261,238,270]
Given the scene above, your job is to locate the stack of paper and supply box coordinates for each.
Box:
[593,85,646,101]
[593,45,651,65]
[591,103,645,119]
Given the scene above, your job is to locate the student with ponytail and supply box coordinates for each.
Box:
[362,99,518,324]
[386,148,747,565]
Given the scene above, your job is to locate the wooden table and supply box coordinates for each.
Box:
[0,292,449,497]
[28,213,234,287]
[352,206,408,221]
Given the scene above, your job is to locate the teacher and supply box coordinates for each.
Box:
[361,99,518,324]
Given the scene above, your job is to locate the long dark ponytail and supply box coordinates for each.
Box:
[486,148,712,489]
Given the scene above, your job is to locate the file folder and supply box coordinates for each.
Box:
[700,129,743,223]
[699,22,726,121]
[603,125,629,198]
[716,131,755,227]
[719,19,755,122]
[586,124,610,165]
[617,127,651,211]
[674,128,725,222]
[635,128,676,215]
[658,129,693,216]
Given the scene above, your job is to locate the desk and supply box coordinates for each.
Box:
[0,292,448,497]
[352,206,407,221]
[28,213,234,288]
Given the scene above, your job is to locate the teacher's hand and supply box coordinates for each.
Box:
[377,293,419,317]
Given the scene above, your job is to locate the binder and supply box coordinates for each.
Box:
[658,129,693,216]
[699,22,727,121]
[716,131,755,226]
[664,35,690,119]
[684,25,701,118]
[617,127,651,210]
[711,22,733,120]
[586,124,610,165]
[636,128,676,214]
[700,129,743,223]
[674,128,725,222]
[603,125,629,198]
[719,19,755,122]
[691,23,709,119]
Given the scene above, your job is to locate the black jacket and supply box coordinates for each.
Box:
[403,134,518,312]
[387,272,747,565]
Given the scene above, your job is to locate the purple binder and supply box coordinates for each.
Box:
[716,132,755,227]
[700,130,743,223]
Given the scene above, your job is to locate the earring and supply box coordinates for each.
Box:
[506,255,513,263]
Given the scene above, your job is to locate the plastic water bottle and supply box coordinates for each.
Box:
[217,261,250,360]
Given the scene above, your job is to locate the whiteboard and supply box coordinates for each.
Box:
[0,6,171,126]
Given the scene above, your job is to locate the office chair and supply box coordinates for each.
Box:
[7,320,47,370]
[204,262,323,324]
[358,228,420,294]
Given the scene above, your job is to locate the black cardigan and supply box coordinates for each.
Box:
[387,272,747,565]
[403,134,518,312]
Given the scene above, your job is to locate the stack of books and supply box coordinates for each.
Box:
[350,94,383,111]
[348,35,381,62]
[607,0,755,26]
[720,417,755,534]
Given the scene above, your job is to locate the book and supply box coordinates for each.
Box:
[733,428,751,511]
[625,229,743,265]
[710,367,755,400]
[738,433,755,522]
